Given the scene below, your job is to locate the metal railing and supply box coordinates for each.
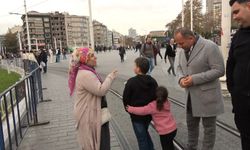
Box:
[0,60,50,150]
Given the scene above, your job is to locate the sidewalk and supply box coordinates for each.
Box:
[18,69,122,150]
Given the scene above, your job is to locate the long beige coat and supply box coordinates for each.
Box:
[177,37,225,117]
[74,70,115,150]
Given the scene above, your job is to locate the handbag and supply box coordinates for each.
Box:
[101,107,111,125]
[101,96,111,125]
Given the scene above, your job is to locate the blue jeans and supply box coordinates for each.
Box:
[132,120,154,150]
[147,57,154,75]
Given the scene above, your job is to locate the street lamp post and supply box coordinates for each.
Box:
[221,0,231,66]
[182,0,184,27]
[54,37,57,50]
[190,0,193,31]
[17,31,23,51]
[59,40,62,50]
[35,38,38,51]
[24,0,31,52]
[74,39,77,48]
[88,0,95,49]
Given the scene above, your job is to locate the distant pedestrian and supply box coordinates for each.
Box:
[118,46,126,62]
[175,28,225,150]
[56,49,61,63]
[140,35,156,75]
[153,41,163,66]
[164,38,176,76]
[123,57,158,150]
[62,48,67,60]
[127,86,177,150]
[227,1,250,149]
[48,49,53,63]
[135,42,142,55]
[68,47,117,150]
[39,49,48,73]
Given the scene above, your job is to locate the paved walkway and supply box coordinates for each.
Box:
[18,68,122,150]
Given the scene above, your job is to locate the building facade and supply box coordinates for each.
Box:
[112,30,123,48]
[65,14,89,48]
[22,11,52,50]
[206,0,222,31]
[50,11,67,50]
[107,30,113,48]
[128,28,137,39]
[93,20,108,47]
[21,11,125,51]
[9,25,22,34]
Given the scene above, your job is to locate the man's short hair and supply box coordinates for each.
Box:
[174,27,195,39]
[230,0,250,6]
[135,57,149,74]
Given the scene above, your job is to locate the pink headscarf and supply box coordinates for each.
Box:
[68,47,97,96]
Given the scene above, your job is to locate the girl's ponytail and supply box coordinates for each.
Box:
[156,86,168,111]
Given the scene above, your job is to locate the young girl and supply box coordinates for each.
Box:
[127,86,177,150]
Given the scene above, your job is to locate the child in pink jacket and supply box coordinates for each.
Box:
[127,86,177,150]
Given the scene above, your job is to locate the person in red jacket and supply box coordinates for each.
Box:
[127,86,177,150]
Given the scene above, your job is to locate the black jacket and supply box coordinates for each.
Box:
[119,47,125,55]
[39,51,48,63]
[164,44,176,59]
[226,27,250,114]
[123,75,158,121]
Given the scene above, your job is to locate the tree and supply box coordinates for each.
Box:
[3,30,18,53]
[166,0,204,36]
[124,36,134,47]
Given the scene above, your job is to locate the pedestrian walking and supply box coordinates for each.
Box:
[62,48,67,60]
[175,28,225,150]
[118,46,126,62]
[135,42,142,56]
[164,38,176,76]
[227,1,250,149]
[68,47,117,150]
[39,49,48,73]
[56,49,61,63]
[123,57,158,150]
[140,35,156,75]
[48,49,53,63]
[154,41,163,66]
[127,86,177,150]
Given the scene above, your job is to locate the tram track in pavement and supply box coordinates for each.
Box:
[109,88,241,150]
[109,89,185,150]
[166,97,240,138]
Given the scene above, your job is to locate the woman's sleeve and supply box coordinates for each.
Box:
[80,71,115,96]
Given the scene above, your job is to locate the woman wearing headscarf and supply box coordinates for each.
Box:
[68,47,117,150]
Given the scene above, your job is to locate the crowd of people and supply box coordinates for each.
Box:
[68,1,250,150]
[20,48,68,73]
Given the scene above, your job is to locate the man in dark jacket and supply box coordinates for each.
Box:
[123,57,158,150]
[39,49,48,73]
[227,0,250,149]
[164,38,176,76]
[118,46,126,62]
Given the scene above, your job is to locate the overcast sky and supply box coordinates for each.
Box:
[0,0,206,35]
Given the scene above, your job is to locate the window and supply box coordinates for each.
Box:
[44,18,49,22]
[45,33,51,38]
